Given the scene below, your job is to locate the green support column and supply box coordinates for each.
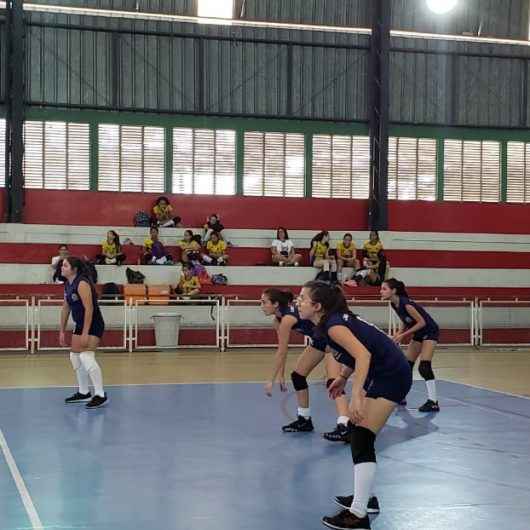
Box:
[500,140,508,202]
[165,127,173,194]
[304,133,313,198]
[236,129,244,195]
[89,122,98,191]
[436,137,444,201]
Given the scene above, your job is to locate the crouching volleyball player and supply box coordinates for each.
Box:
[298,281,412,530]
[60,257,108,409]
[381,278,440,412]
[261,288,351,441]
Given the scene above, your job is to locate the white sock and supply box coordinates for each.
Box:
[80,351,105,397]
[298,407,311,419]
[350,462,377,518]
[69,352,89,395]
[337,416,350,426]
[426,379,437,402]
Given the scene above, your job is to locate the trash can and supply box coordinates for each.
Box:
[152,313,182,348]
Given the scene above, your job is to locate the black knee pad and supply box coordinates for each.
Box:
[418,360,435,381]
[291,371,308,391]
[350,425,376,464]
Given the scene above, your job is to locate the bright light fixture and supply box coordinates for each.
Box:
[426,0,458,15]
[198,0,234,19]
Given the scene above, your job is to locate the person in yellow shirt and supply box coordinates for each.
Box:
[96,230,126,265]
[362,230,387,283]
[178,230,202,263]
[152,196,182,228]
[309,231,337,282]
[177,263,201,296]
[336,233,358,282]
[142,227,172,265]
[202,232,229,265]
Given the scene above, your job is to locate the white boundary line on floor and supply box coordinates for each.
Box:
[438,378,530,401]
[0,428,44,530]
[1,378,530,400]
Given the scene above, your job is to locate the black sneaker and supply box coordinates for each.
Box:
[333,495,380,514]
[282,415,314,432]
[418,399,440,412]
[86,394,108,409]
[323,423,351,443]
[322,509,371,530]
[65,391,92,404]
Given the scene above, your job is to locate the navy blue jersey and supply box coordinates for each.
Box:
[391,296,439,332]
[276,304,327,351]
[65,275,104,330]
[323,312,406,380]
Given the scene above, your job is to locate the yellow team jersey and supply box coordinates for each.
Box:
[179,276,200,294]
[179,240,201,252]
[207,240,227,256]
[313,241,328,259]
[153,204,173,219]
[363,240,383,261]
[336,241,356,259]
[102,241,119,256]
[144,238,154,251]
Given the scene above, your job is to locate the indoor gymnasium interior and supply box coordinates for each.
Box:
[1,1,530,529]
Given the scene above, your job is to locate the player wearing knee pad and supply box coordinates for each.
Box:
[60,257,108,409]
[382,278,440,413]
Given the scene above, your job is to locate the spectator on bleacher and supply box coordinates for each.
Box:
[363,230,387,282]
[336,233,358,282]
[348,257,381,287]
[151,196,182,228]
[179,230,201,263]
[142,227,173,265]
[51,244,70,283]
[203,214,225,243]
[177,263,201,297]
[310,230,337,282]
[271,227,301,267]
[96,230,126,266]
[202,231,229,265]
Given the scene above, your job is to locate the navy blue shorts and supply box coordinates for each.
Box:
[412,326,440,343]
[74,318,105,339]
[363,363,413,404]
[308,338,328,353]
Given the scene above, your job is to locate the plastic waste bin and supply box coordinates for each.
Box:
[152,313,182,348]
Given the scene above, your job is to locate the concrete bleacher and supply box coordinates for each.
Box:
[1,223,530,287]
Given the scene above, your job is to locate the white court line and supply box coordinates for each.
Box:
[0,428,44,530]
[438,378,530,401]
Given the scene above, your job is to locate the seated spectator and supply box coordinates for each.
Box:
[336,233,359,281]
[152,196,182,228]
[310,230,337,282]
[96,230,126,265]
[363,230,387,282]
[178,230,201,263]
[51,244,70,283]
[202,231,229,265]
[203,213,225,243]
[177,263,201,296]
[348,257,380,287]
[142,227,173,265]
[271,227,301,266]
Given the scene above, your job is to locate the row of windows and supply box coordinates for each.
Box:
[2,119,530,203]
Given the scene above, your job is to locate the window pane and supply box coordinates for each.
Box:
[312,134,369,199]
[243,131,304,197]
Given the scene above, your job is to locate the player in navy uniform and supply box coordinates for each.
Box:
[298,281,412,530]
[260,288,352,442]
[381,278,440,412]
[60,257,108,409]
